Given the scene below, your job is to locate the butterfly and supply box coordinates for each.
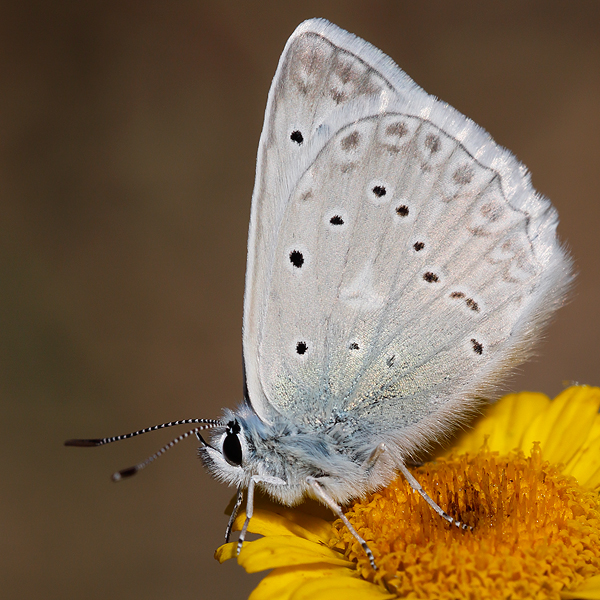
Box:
[66,18,572,569]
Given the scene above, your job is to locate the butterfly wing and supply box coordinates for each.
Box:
[242,19,572,446]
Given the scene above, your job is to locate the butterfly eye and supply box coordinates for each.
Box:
[223,421,243,466]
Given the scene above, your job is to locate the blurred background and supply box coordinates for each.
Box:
[1,2,598,599]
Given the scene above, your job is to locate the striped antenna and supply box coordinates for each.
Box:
[65,419,221,447]
[110,424,220,481]
[65,419,223,481]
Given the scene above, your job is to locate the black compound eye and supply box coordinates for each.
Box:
[222,421,243,466]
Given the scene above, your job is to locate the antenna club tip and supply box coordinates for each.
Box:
[113,466,138,481]
[65,439,102,447]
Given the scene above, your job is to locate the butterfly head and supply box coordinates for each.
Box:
[198,412,255,489]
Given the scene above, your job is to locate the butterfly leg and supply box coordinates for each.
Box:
[236,478,256,555]
[225,486,244,543]
[306,476,377,570]
[236,474,287,555]
[361,442,387,471]
[396,459,470,531]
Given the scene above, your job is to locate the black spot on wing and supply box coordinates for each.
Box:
[372,185,386,198]
[290,130,304,144]
[471,339,483,355]
[289,250,304,268]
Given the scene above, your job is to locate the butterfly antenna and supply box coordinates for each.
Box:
[110,424,220,481]
[64,418,221,447]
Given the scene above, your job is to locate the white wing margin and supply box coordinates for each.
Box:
[242,19,573,438]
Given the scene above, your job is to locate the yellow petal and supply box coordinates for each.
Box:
[264,504,334,541]
[248,564,356,600]
[521,386,600,464]
[215,541,238,564]
[230,508,331,544]
[564,431,600,489]
[563,392,600,486]
[237,535,352,572]
[562,575,600,599]
[581,409,600,447]
[274,573,395,600]
[450,392,550,455]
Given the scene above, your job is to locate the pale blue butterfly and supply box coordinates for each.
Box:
[67,19,573,569]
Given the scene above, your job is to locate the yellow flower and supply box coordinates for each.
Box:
[216,386,600,600]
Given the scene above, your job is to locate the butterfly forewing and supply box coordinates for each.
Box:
[243,21,400,421]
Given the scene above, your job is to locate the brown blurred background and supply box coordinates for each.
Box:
[1,2,598,599]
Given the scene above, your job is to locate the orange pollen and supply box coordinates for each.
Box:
[330,445,600,599]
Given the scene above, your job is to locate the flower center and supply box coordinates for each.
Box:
[330,445,600,599]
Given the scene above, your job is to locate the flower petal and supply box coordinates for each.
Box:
[265,505,334,542]
[215,542,238,564]
[521,386,600,464]
[562,390,600,488]
[567,434,600,490]
[229,508,331,544]
[237,535,352,572]
[449,392,550,455]
[561,574,600,599]
[248,564,358,600]
[255,571,395,600]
